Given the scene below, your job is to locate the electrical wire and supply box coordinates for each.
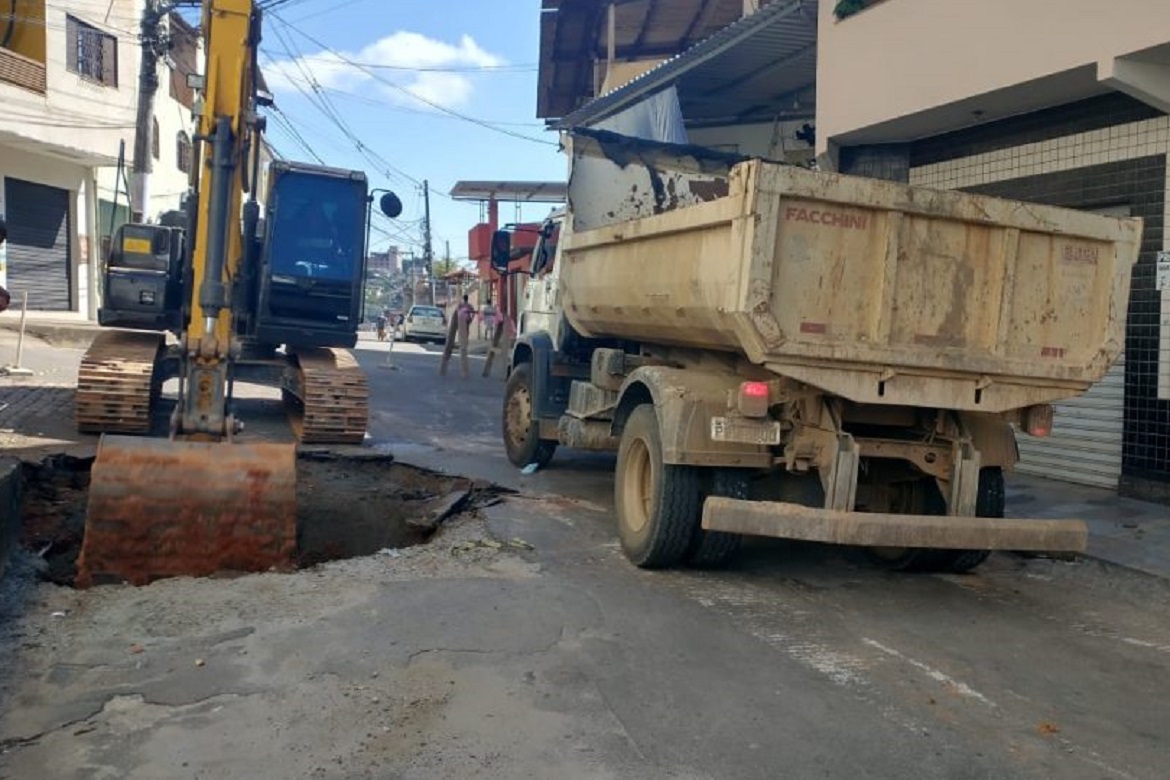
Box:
[257,56,547,127]
[287,53,538,74]
[266,18,428,190]
[266,105,326,164]
[267,10,557,148]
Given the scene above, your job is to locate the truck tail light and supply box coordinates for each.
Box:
[1022,404,1053,437]
[738,381,771,418]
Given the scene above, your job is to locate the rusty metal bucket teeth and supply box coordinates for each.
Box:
[77,435,297,587]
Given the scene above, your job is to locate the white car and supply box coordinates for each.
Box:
[402,305,447,343]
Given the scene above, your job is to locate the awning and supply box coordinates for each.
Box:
[449,181,568,203]
[557,0,818,130]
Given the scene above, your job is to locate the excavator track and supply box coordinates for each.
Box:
[75,331,164,435]
[286,347,369,444]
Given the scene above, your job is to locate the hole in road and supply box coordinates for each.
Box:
[18,451,505,587]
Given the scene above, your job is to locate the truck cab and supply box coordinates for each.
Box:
[515,213,563,345]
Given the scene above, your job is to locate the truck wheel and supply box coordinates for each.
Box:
[503,362,557,469]
[865,478,946,572]
[616,405,700,568]
[867,469,1003,573]
[686,469,747,568]
[928,468,1003,574]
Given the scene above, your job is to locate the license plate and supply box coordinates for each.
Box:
[710,417,782,445]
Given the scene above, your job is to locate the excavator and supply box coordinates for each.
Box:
[73,0,402,586]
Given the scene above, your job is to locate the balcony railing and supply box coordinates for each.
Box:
[0,46,47,93]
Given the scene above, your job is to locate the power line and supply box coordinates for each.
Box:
[266,105,325,164]
[286,53,538,74]
[267,11,558,148]
[287,0,369,23]
[267,18,425,188]
[256,59,547,127]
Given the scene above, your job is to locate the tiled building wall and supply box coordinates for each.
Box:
[905,95,1169,501]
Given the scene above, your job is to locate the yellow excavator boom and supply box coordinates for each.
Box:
[77,0,299,587]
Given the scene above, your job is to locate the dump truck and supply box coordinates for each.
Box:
[492,129,1141,573]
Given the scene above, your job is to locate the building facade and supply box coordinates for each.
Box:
[1,1,198,315]
[817,0,1170,501]
[94,10,199,256]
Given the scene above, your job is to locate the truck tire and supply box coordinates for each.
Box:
[503,363,557,469]
[867,468,1003,573]
[615,405,700,568]
[865,478,946,572]
[686,469,747,568]
[928,468,1003,574]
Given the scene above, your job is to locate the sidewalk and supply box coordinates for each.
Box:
[0,312,102,349]
[1006,473,1170,579]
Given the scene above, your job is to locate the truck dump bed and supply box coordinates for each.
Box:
[562,131,1141,413]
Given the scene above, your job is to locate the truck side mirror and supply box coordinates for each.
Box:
[379,192,403,219]
[490,230,511,273]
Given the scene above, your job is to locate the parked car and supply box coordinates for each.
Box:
[402,305,446,343]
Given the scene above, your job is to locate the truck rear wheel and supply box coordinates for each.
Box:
[686,469,747,568]
[866,468,1002,573]
[616,405,699,568]
[927,468,1003,574]
[503,362,557,469]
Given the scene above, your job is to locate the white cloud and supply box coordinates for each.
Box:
[264,31,506,111]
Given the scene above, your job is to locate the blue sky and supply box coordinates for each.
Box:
[256,0,566,264]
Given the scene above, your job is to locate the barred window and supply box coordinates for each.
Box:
[66,16,117,87]
[176,131,192,174]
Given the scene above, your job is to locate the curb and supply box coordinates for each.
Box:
[0,320,102,348]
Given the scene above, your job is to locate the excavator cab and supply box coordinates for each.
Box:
[253,162,369,349]
[98,222,186,331]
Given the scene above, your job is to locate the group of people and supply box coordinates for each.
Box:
[375,311,404,342]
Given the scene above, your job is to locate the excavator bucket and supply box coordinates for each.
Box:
[77,435,298,588]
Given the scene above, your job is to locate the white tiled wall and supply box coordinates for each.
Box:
[911,116,1170,401]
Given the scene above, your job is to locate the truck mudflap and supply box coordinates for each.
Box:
[701,497,1087,553]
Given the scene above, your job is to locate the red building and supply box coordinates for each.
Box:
[451,181,567,330]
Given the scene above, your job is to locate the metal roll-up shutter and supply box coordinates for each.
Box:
[4,178,72,311]
[1016,358,1126,489]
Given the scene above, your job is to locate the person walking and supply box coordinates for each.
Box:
[375,311,388,342]
[0,216,9,314]
[456,294,477,378]
[481,303,496,341]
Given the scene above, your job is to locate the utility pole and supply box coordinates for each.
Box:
[131,0,169,222]
[422,179,433,278]
[442,238,451,305]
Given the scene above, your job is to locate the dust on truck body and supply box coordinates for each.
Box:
[501,129,1141,572]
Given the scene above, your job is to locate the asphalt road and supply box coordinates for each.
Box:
[1,335,1169,779]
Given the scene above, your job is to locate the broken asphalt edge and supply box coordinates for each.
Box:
[0,457,20,579]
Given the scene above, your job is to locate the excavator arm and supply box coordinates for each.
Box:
[77,0,298,587]
[182,0,260,439]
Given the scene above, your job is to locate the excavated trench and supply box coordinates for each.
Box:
[18,451,502,587]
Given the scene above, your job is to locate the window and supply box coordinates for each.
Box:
[66,16,117,87]
[152,118,160,160]
[176,132,192,174]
